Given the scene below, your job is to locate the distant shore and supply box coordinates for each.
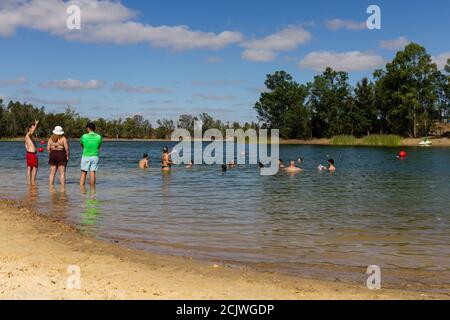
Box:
[2,136,450,147]
[1,199,448,300]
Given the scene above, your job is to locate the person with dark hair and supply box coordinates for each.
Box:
[278,159,285,169]
[221,164,227,172]
[24,119,39,184]
[139,153,149,169]
[80,123,102,187]
[161,146,172,172]
[258,161,265,169]
[328,159,336,172]
[186,160,194,168]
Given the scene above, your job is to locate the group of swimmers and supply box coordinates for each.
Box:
[139,149,336,173]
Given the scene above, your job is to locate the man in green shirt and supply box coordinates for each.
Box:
[80,123,102,187]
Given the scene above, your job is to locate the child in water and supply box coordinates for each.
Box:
[139,154,149,169]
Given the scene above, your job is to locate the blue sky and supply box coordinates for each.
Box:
[0,0,449,123]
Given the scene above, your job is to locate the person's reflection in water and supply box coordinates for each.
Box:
[80,185,101,234]
[26,184,39,207]
[161,172,171,216]
[49,184,68,215]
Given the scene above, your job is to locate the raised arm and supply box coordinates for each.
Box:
[30,119,39,136]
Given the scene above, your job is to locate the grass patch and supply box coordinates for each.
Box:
[331,135,358,145]
[361,135,402,146]
[331,134,402,146]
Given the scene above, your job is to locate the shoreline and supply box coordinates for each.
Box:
[0,200,448,300]
[2,137,450,147]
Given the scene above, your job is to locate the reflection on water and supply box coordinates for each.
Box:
[0,141,449,288]
[80,186,101,234]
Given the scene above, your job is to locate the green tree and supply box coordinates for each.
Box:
[156,119,175,139]
[255,71,310,139]
[177,114,196,135]
[309,68,352,137]
[374,43,440,137]
[353,77,377,136]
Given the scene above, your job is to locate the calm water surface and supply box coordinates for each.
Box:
[0,141,449,289]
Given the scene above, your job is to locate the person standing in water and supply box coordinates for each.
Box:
[47,126,70,186]
[25,120,39,185]
[139,153,149,169]
[328,159,336,171]
[161,146,172,172]
[80,123,102,188]
[285,160,302,173]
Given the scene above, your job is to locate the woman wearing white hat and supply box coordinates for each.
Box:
[47,126,70,186]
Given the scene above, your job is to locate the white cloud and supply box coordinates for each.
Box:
[22,96,81,106]
[0,0,243,51]
[243,26,311,51]
[240,26,311,62]
[380,37,411,51]
[241,49,277,62]
[0,76,28,85]
[39,78,105,90]
[433,52,450,70]
[325,19,367,31]
[299,51,386,72]
[112,82,171,94]
[192,93,234,101]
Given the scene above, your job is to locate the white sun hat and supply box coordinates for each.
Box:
[52,126,64,135]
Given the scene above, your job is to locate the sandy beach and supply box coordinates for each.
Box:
[0,200,447,300]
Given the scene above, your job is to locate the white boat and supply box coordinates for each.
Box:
[418,139,433,146]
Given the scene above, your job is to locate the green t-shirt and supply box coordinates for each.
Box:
[80,132,102,157]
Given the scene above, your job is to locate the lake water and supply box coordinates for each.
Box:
[0,141,449,290]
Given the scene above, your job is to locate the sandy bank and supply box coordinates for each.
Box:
[0,201,447,300]
[3,137,450,147]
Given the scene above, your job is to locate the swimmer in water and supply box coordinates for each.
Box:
[228,160,236,168]
[186,160,193,168]
[139,153,149,169]
[278,159,285,169]
[285,160,302,173]
[221,164,227,172]
[328,158,336,171]
[161,146,172,172]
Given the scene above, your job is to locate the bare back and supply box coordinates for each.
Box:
[25,133,36,153]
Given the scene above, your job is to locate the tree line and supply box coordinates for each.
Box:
[255,43,450,139]
[0,43,449,140]
[0,100,258,139]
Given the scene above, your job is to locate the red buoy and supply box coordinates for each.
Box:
[38,147,44,153]
[398,150,407,158]
[40,140,46,145]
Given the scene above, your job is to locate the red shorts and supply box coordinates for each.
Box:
[26,152,38,168]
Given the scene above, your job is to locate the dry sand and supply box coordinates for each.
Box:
[0,200,447,300]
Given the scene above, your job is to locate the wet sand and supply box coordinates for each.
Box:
[0,201,447,300]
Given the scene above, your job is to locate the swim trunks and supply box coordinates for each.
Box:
[26,152,38,168]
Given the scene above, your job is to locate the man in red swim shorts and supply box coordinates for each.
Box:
[25,120,39,184]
